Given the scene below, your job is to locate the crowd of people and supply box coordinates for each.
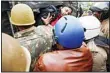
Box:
[2,2,109,72]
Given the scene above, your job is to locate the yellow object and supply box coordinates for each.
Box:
[2,33,31,71]
[10,4,35,26]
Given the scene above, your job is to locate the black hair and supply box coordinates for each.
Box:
[90,6,109,21]
[35,5,58,26]
[100,10,109,21]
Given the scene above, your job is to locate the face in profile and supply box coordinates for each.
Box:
[61,7,72,16]
[92,11,101,20]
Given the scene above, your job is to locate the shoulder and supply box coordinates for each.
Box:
[35,25,53,31]
[41,51,59,63]
[101,18,109,25]
[35,25,53,36]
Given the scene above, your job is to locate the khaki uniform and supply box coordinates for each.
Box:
[2,33,31,72]
[87,18,109,72]
[14,25,53,71]
[87,38,108,72]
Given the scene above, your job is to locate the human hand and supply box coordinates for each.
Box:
[41,13,52,25]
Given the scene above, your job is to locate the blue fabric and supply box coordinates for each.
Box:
[54,15,84,49]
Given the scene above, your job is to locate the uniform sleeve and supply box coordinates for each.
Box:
[33,56,46,72]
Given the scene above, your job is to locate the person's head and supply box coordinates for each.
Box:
[79,16,101,41]
[39,5,58,21]
[60,6,73,16]
[53,15,84,50]
[2,33,31,71]
[10,4,35,30]
[35,5,58,26]
[90,2,109,21]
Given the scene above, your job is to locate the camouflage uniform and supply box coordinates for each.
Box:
[14,25,53,71]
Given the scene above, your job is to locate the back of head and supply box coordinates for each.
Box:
[10,4,35,26]
[54,15,84,49]
[2,33,31,72]
[79,16,101,40]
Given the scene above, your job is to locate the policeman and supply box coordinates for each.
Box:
[90,2,109,22]
[33,15,93,72]
[2,33,31,72]
[79,16,109,72]
[10,4,53,71]
[90,2,109,38]
[90,2,109,71]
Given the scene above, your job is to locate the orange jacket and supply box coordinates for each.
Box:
[33,44,93,72]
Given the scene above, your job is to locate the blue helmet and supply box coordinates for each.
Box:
[54,15,84,49]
